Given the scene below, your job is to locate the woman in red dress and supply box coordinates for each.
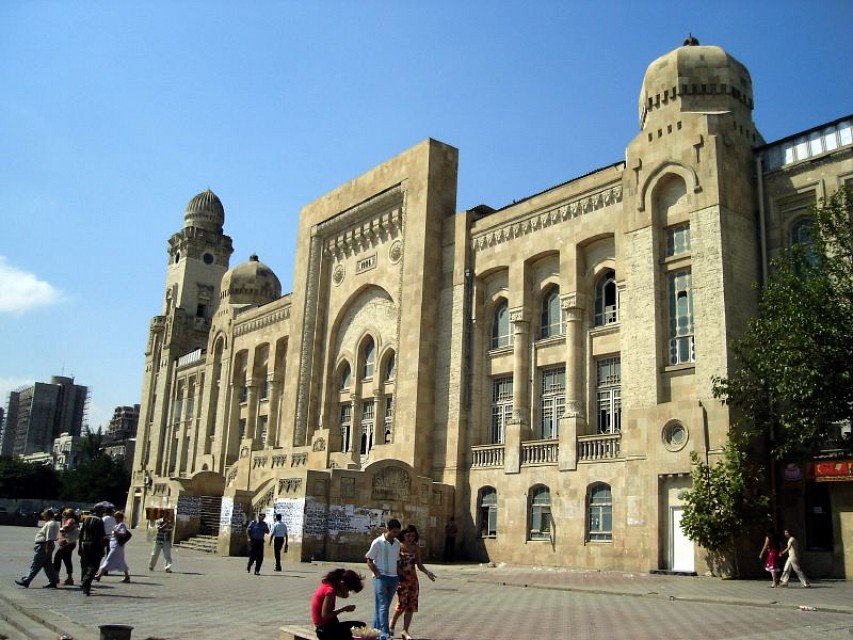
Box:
[759,529,780,587]
[390,525,436,640]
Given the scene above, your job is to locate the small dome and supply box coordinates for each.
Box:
[221,254,282,306]
[184,189,225,232]
[639,38,753,130]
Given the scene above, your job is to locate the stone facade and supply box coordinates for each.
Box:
[127,39,853,576]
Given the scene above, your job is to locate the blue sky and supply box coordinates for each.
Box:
[1,1,851,431]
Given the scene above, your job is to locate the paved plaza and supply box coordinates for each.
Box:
[1,525,852,640]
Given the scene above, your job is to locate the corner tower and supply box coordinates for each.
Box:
[133,190,234,503]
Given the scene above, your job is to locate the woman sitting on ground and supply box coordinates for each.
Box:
[311,568,365,639]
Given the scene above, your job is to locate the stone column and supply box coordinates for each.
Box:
[504,308,529,474]
[559,295,584,471]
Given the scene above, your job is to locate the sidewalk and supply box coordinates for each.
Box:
[1,524,851,640]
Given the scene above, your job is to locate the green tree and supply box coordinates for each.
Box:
[714,188,853,459]
[60,454,130,506]
[0,456,60,499]
[680,442,769,574]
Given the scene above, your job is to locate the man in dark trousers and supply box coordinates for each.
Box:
[443,517,458,563]
[246,512,269,575]
[78,504,107,596]
[269,512,289,571]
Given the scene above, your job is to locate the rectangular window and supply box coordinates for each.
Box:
[596,357,621,434]
[383,396,393,443]
[256,415,268,445]
[360,399,375,455]
[491,377,513,444]
[668,270,695,365]
[665,223,691,257]
[260,379,270,400]
[238,418,247,441]
[539,367,565,439]
[339,403,352,452]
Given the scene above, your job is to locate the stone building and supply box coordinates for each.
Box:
[127,39,853,576]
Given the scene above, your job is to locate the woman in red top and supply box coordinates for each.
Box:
[311,568,365,639]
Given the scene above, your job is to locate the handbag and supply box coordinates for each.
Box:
[117,529,132,546]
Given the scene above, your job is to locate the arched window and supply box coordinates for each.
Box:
[528,485,551,541]
[540,286,563,338]
[361,338,375,379]
[479,487,498,538]
[587,483,612,542]
[594,270,618,326]
[384,352,396,381]
[491,300,512,349]
[340,362,351,390]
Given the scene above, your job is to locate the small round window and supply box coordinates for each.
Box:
[203,252,214,265]
[662,420,688,452]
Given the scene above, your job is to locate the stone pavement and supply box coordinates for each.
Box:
[1,524,852,640]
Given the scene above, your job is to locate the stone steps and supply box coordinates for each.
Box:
[175,533,218,553]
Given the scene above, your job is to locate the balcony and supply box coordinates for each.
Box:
[471,444,504,468]
[578,432,621,461]
[521,439,559,465]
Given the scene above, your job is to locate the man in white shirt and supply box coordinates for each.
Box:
[15,508,61,588]
[780,529,811,588]
[365,518,402,640]
[269,513,289,571]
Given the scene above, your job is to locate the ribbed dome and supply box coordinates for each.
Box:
[184,189,225,232]
[639,37,753,130]
[221,254,282,306]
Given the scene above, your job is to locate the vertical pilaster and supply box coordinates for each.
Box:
[559,295,585,471]
[505,309,529,474]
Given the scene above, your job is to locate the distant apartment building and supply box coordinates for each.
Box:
[1,376,89,457]
[53,432,81,471]
[103,404,140,469]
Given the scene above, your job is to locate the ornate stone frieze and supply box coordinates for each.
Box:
[312,438,326,452]
[291,452,308,467]
[471,184,623,252]
[225,465,238,485]
[321,187,404,261]
[371,465,410,501]
[234,306,291,337]
[279,478,303,494]
[252,455,268,469]
[271,454,288,467]
[258,487,275,508]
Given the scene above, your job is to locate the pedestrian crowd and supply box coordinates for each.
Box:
[14,501,176,596]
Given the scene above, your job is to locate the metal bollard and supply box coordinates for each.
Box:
[98,624,134,640]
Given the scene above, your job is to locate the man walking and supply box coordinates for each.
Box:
[78,504,107,596]
[246,512,269,575]
[149,510,174,572]
[15,508,61,589]
[269,513,289,571]
[365,518,402,640]
[780,528,811,588]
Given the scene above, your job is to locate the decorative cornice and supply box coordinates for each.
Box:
[317,186,404,261]
[471,184,623,252]
[233,305,291,337]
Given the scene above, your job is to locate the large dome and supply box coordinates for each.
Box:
[184,189,225,232]
[639,37,753,130]
[221,254,282,306]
